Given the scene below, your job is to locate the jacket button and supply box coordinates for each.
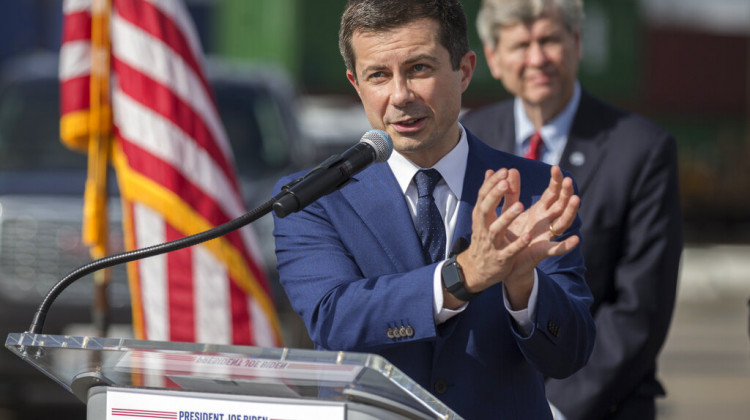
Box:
[547,321,560,337]
[405,326,414,337]
[386,328,394,339]
[434,380,448,394]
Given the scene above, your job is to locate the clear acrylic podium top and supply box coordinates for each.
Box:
[6,332,462,420]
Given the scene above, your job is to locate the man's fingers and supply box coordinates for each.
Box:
[501,231,532,261]
[501,168,521,213]
[476,169,506,205]
[546,176,576,219]
[474,169,510,229]
[547,235,580,257]
[549,194,580,239]
[489,208,532,266]
[538,165,565,209]
[476,168,519,218]
[490,201,524,242]
[479,179,509,215]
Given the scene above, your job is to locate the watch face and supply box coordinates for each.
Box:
[442,256,477,301]
[442,258,463,291]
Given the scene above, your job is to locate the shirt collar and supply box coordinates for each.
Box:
[514,81,581,158]
[388,124,468,200]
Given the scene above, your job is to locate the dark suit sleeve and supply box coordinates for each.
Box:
[515,252,597,380]
[511,170,596,380]
[271,172,444,353]
[546,131,683,419]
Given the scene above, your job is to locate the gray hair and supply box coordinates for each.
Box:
[476,0,584,48]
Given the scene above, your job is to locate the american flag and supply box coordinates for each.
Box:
[59,0,282,347]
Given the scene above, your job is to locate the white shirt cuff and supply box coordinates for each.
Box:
[433,265,539,331]
[502,269,539,336]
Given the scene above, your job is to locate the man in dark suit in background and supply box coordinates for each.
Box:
[461,1,683,419]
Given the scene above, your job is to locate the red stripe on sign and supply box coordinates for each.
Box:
[111,408,177,419]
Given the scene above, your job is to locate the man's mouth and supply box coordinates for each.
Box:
[393,117,425,130]
[401,118,421,125]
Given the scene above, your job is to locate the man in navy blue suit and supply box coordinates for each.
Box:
[461,1,683,419]
[273,0,596,418]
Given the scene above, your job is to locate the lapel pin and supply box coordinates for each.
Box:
[569,151,585,167]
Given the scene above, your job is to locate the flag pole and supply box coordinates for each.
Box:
[86,0,113,337]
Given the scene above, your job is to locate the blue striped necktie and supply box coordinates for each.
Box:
[414,169,446,264]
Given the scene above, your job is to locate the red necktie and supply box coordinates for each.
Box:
[524,130,543,161]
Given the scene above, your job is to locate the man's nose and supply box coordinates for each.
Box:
[525,42,548,67]
[390,74,415,107]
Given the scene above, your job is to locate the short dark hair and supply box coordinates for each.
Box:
[339,0,470,79]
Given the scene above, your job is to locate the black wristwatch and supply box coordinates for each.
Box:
[442,241,478,301]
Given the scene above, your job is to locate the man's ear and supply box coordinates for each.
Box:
[346,69,360,94]
[460,51,477,92]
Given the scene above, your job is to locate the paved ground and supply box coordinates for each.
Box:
[656,244,750,420]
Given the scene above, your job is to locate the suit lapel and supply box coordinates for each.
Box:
[453,145,483,245]
[559,91,609,195]
[340,163,427,271]
[494,102,516,153]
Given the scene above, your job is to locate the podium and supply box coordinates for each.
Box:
[6,332,463,420]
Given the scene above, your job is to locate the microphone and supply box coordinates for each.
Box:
[273,129,392,218]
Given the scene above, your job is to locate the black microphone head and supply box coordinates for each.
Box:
[361,129,393,163]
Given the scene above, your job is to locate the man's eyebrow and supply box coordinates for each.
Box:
[404,54,440,66]
[360,63,388,75]
[360,54,441,75]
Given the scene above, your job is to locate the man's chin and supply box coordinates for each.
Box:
[522,89,554,105]
[392,134,430,153]
[389,127,422,141]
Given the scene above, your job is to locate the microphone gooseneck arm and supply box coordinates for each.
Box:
[27,130,392,335]
[27,193,282,335]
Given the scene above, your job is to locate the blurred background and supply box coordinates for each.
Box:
[0,0,748,418]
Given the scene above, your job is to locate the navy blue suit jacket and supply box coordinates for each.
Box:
[273,132,596,419]
[462,92,683,419]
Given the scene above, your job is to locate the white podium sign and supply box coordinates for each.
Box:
[106,388,345,420]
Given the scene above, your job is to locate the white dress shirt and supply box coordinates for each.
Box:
[515,81,582,165]
[387,124,538,334]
